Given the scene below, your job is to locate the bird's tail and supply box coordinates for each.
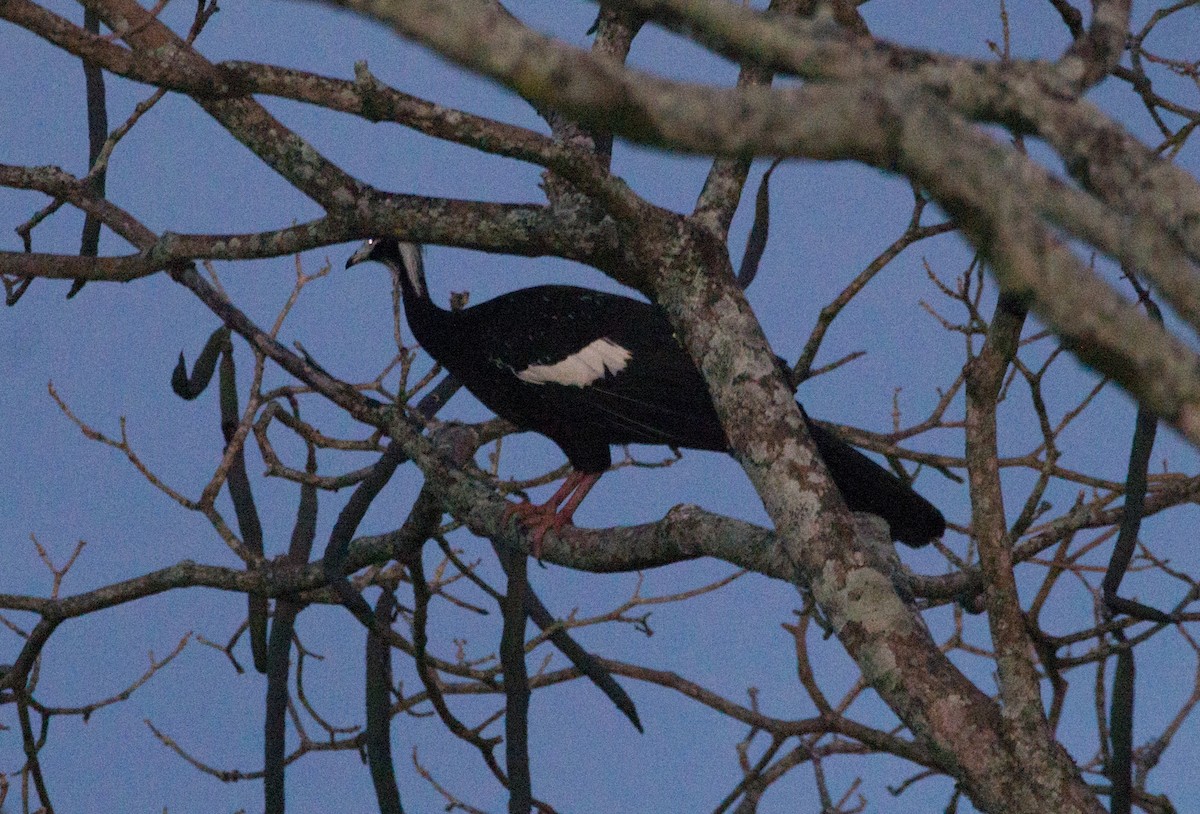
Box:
[804,417,946,547]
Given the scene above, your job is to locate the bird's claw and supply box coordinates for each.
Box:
[503,500,568,560]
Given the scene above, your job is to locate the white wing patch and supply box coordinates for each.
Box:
[515,338,632,387]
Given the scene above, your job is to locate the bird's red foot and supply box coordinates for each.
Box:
[503,500,571,558]
[502,470,602,559]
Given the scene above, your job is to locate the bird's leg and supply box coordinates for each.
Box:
[552,472,601,527]
[503,471,602,558]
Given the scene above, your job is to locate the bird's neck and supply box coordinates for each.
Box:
[399,278,457,357]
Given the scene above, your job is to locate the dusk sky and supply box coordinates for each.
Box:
[3,1,1199,812]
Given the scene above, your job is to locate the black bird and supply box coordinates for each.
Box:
[346,238,945,553]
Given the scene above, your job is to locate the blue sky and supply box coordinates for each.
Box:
[3,1,1200,812]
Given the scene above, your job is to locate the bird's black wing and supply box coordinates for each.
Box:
[447,285,724,454]
[457,286,656,367]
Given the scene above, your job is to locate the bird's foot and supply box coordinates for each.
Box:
[503,500,572,559]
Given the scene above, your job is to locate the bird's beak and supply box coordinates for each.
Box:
[345,240,374,269]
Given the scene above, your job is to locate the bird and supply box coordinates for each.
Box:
[346,237,946,554]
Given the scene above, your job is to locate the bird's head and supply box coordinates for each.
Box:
[346,238,426,298]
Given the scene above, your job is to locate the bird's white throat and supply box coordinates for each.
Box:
[397,242,425,298]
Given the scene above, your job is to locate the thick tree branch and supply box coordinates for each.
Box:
[628,217,1100,813]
